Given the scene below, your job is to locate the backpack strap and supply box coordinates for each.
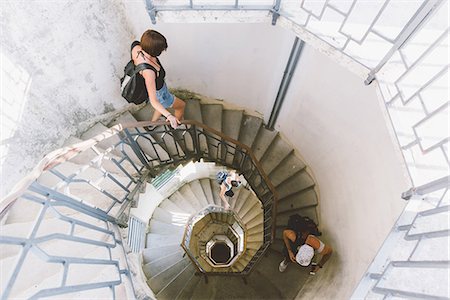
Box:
[133,63,157,76]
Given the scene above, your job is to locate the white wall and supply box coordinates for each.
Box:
[122,1,295,119]
[275,45,410,300]
[1,0,134,197]
[1,3,411,298]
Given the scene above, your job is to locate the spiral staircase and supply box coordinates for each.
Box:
[0,91,320,299]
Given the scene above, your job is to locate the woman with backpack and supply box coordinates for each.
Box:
[130,30,185,129]
[217,170,242,210]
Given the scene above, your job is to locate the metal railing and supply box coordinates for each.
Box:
[180,204,265,275]
[0,119,278,298]
[0,125,148,299]
[145,0,444,84]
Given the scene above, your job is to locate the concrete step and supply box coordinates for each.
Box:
[174,270,201,300]
[276,187,318,214]
[221,109,244,165]
[131,103,155,122]
[147,257,191,295]
[146,233,184,249]
[159,198,187,215]
[276,206,319,227]
[142,244,181,264]
[237,114,263,149]
[233,188,250,215]
[35,162,132,216]
[150,207,191,227]
[251,128,278,161]
[168,191,197,215]
[200,104,223,160]
[107,111,138,127]
[149,219,185,235]
[118,108,182,165]
[268,152,306,187]
[188,180,209,209]
[0,211,109,257]
[178,184,203,212]
[270,239,285,254]
[199,178,214,205]
[260,135,293,175]
[143,249,184,279]
[246,212,264,230]
[148,127,186,161]
[81,122,143,169]
[209,179,222,207]
[184,99,203,123]
[247,223,264,236]
[247,228,263,243]
[63,136,138,177]
[237,194,258,220]
[247,241,262,251]
[2,235,117,299]
[190,276,263,300]
[183,99,208,153]
[228,186,243,210]
[253,249,309,299]
[156,263,197,300]
[276,171,315,200]
[241,201,262,224]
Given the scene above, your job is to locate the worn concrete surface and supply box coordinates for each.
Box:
[1,0,134,198]
[276,45,410,300]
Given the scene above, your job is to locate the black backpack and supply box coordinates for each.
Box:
[287,214,321,236]
[120,61,154,104]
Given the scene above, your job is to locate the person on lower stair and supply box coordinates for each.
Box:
[279,228,332,274]
[217,170,242,210]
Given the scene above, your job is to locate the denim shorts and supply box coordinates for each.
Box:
[156,83,175,108]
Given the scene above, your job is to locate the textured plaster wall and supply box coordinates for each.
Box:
[1,0,134,197]
[275,46,410,300]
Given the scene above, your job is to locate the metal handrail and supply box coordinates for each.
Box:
[146,0,443,85]
[1,119,279,295]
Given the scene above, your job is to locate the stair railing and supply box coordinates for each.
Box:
[146,0,443,85]
[0,125,158,299]
[119,120,279,241]
[0,119,279,297]
[119,120,279,275]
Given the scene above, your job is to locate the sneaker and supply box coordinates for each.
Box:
[279,259,288,272]
[310,262,317,275]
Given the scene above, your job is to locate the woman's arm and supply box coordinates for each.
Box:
[283,229,297,262]
[141,70,172,118]
[306,235,333,272]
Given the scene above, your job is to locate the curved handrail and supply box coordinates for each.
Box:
[1,119,278,214]
[0,121,163,215]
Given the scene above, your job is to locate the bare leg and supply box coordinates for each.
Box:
[172,97,186,121]
[151,109,162,122]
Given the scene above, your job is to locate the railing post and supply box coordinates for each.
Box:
[401,176,450,200]
[122,129,153,171]
[191,124,202,161]
[365,0,443,85]
[271,0,281,25]
[145,0,157,24]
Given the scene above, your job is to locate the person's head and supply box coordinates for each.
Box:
[296,244,314,266]
[140,30,168,57]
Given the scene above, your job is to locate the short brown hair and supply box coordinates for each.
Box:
[140,30,167,56]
